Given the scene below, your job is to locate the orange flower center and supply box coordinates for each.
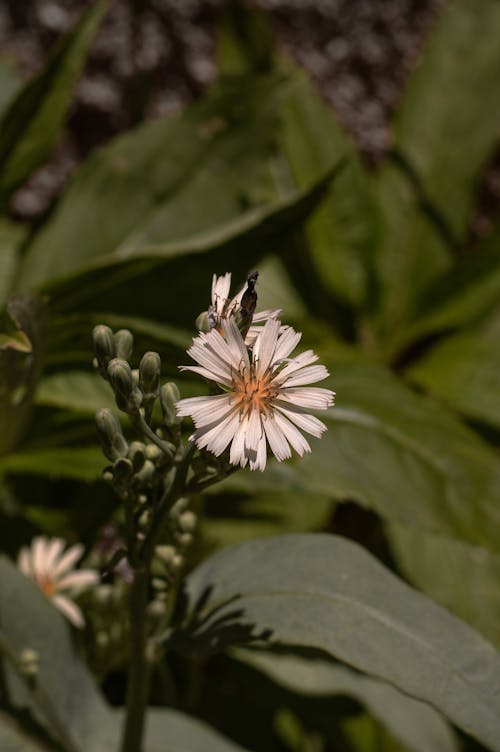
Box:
[38,577,56,597]
[232,367,278,417]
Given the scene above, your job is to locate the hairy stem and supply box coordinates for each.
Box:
[120,567,151,752]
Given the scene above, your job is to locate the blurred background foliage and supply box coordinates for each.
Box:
[1,0,500,750]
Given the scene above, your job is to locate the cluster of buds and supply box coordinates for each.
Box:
[149,500,197,618]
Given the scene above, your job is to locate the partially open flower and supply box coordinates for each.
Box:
[205,272,282,346]
[17,537,99,628]
[177,318,335,471]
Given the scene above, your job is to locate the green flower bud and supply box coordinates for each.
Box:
[133,459,156,485]
[95,408,128,461]
[128,441,146,472]
[160,382,181,427]
[155,545,176,564]
[114,329,134,360]
[145,444,162,462]
[19,648,39,679]
[108,358,134,397]
[148,598,167,618]
[139,351,161,395]
[113,457,134,482]
[195,311,211,333]
[177,532,193,548]
[93,325,116,373]
[178,510,197,534]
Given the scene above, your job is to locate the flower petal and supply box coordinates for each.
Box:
[51,543,84,579]
[273,326,302,362]
[51,594,85,628]
[57,569,99,594]
[223,318,250,371]
[275,403,328,438]
[281,364,330,388]
[212,273,232,313]
[263,415,291,462]
[272,410,311,456]
[229,417,248,468]
[253,318,280,375]
[278,387,335,410]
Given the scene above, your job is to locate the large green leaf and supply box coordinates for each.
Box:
[35,372,115,414]
[15,73,292,292]
[0,447,103,481]
[0,712,51,752]
[393,0,500,240]
[219,358,500,552]
[145,709,250,752]
[0,557,116,752]
[180,533,500,750]
[279,69,377,308]
[387,522,500,648]
[401,221,500,346]
[233,650,457,752]
[406,330,500,429]
[0,1,107,205]
[372,163,452,350]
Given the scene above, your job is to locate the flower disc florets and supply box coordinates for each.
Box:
[176,318,335,471]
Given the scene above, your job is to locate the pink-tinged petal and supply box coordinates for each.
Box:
[250,430,267,472]
[17,547,32,577]
[51,594,85,629]
[32,536,50,579]
[273,410,311,456]
[51,543,84,578]
[212,273,232,312]
[273,350,319,382]
[193,408,240,456]
[278,387,335,410]
[273,326,302,362]
[176,394,234,424]
[179,365,232,388]
[263,415,291,462]
[46,537,66,567]
[57,569,99,594]
[280,365,330,388]
[229,418,248,468]
[252,308,282,323]
[275,404,328,438]
[222,319,250,371]
[253,319,280,376]
[244,407,263,454]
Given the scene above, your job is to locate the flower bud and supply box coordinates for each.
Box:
[160,382,181,426]
[113,457,134,482]
[133,459,155,485]
[95,408,128,461]
[139,351,161,395]
[114,329,134,360]
[93,325,116,368]
[178,510,197,534]
[155,545,176,564]
[195,311,211,333]
[128,441,146,473]
[19,648,39,678]
[108,358,134,398]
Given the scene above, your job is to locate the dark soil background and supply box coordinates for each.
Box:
[1,0,499,235]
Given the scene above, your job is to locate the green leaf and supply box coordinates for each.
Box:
[0,557,117,752]
[0,446,103,481]
[217,0,273,76]
[393,0,500,241]
[406,331,500,429]
[181,533,500,750]
[0,712,50,752]
[233,650,457,752]
[387,523,500,648]
[15,73,291,292]
[0,218,25,308]
[35,371,115,414]
[372,164,451,352]
[0,296,46,456]
[144,708,250,752]
[22,170,335,327]
[203,492,333,547]
[220,358,500,553]
[0,57,21,115]
[402,221,500,345]
[279,69,377,307]
[0,1,107,204]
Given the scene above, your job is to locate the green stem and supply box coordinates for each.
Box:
[120,567,151,752]
[133,412,174,460]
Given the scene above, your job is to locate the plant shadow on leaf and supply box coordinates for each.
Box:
[173,585,274,657]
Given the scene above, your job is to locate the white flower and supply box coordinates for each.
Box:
[207,272,282,346]
[177,317,335,471]
[17,536,99,628]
